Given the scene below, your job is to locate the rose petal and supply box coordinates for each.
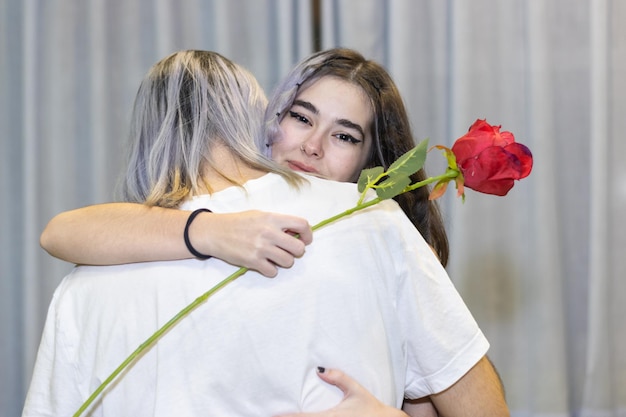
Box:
[452,119,516,163]
[468,178,515,196]
[504,143,533,179]
[482,148,525,180]
[458,147,523,195]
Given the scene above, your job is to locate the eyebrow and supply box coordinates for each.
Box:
[293,99,318,115]
[292,99,366,138]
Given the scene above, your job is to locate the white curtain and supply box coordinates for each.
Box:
[1,1,624,416]
[321,1,626,416]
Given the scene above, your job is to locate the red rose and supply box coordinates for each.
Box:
[451,119,533,196]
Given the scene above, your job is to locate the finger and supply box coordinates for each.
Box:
[280,218,313,245]
[275,234,307,258]
[315,367,361,397]
[267,249,296,269]
[243,254,279,277]
[293,224,313,245]
[254,262,279,278]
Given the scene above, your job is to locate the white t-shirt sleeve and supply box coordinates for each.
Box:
[383,204,489,399]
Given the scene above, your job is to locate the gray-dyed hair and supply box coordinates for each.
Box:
[121,50,301,207]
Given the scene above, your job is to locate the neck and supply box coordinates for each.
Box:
[199,142,267,193]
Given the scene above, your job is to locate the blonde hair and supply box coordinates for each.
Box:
[121,50,301,207]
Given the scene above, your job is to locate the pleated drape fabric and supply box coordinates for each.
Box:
[2,1,624,416]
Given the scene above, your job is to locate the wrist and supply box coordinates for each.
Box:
[184,208,213,259]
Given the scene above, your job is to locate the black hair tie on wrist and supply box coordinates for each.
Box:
[184,208,213,259]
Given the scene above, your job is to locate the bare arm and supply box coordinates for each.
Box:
[430,356,509,417]
[40,203,313,277]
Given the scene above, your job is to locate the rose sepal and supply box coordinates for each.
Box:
[428,145,465,201]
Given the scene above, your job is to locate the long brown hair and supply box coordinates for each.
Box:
[266,48,449,266]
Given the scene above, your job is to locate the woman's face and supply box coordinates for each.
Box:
[270,76,374,182]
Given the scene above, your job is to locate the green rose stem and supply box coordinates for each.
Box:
[313,170,458,231]
[74,142,458,417]
[72,267,249,417]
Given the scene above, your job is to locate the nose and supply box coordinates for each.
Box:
[300,136,323,158]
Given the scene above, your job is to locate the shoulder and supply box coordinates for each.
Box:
[298,174,371,202]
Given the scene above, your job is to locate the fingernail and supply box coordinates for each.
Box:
[317,366,325,373]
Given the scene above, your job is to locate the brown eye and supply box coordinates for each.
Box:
[289,111,311,126]
[335,133,362,145]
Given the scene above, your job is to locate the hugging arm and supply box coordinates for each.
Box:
[40,203,312,277]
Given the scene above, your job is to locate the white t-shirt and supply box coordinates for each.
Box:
[23,173,488,417]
